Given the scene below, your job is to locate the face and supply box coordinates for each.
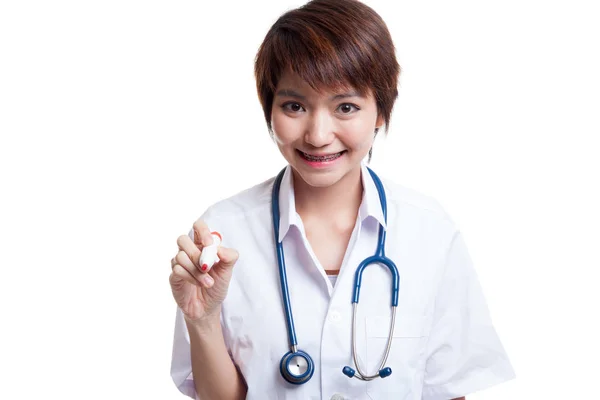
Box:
[270,70,384,190]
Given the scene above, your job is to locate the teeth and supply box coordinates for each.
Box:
[301,151,343,161]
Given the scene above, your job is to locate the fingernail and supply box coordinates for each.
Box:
[201,263,208,272]
[202,275,214,287]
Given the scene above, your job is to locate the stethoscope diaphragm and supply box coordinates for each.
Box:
[279,350,314,384]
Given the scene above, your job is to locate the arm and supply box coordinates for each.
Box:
[186,312,247,400]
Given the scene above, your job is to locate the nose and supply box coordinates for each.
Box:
[304,109,335,148]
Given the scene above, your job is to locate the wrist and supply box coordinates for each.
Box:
[184,309,222,336]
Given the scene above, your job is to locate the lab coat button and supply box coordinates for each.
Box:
[330,394,345,400]
[329,310,342,323]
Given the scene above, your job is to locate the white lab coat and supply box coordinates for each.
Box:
[170,163,515,400]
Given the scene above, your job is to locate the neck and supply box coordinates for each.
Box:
[292,166,363,229]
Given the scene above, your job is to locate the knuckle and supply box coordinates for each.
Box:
[170,265,181,278]
[175,250,188,265]
[173,264,191,279]
[176,234,189,247]
[172,265,189,280]
[192,219,204,232]
[193,220,209,239]
[193,218,206,228]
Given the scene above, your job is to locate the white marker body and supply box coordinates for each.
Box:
[199,233,221,272]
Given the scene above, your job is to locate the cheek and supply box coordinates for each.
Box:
[271,112,300,144]
[342,120,376,150]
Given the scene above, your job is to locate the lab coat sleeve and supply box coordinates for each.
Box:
[421,231,515,400]
[170,285,234,400]
[169,225,233,399]
[170,306,200,399]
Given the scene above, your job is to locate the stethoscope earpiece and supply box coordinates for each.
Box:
[280,350,315,384]
[342,366,393,379]
[342,366,356,378]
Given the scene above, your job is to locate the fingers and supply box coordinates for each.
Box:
[192,219,215,250]
[171,219,237,291]
[176,249,214,288]
[174,232,215,288]
[171,263,202,286]
[171,254,215,288]
[177,234,201,268]
[174,250,197,274]
[170,244,238,287]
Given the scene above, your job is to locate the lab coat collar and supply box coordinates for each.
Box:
[277,162,387,243]
[277,165,298,242]
[358,162,388,231]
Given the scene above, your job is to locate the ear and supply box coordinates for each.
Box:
[375,113,384,130]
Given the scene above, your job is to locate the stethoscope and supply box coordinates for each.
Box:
[271,166,400,385]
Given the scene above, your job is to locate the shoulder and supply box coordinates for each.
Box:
[376,173,462,275]
[382,178,449,217]
[378,172,458,232]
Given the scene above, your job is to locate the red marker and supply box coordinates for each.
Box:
[199,231,222,273]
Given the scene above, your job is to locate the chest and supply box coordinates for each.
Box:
[304,223,354,273]
[223,218,439,400]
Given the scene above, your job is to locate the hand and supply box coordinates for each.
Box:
[169,219,239,326]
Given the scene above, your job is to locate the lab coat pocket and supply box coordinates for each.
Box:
[365,314,427,400]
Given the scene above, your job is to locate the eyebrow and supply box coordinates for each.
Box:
[275,89,363,101]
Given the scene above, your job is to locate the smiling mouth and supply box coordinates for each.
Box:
[297,150,346,162]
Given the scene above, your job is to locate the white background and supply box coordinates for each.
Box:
[1,0,598,398]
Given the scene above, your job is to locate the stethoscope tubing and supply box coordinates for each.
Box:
[272,165,399,384]
[271,167,299,349]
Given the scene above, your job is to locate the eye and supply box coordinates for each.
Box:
[282,102,306,113]
[337,103,360,114]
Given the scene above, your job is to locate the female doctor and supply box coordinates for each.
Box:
[169,0,515,399]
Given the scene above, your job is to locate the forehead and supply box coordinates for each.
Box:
[275,70,369,98]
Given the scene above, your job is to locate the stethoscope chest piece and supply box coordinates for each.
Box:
[280,350,314,384]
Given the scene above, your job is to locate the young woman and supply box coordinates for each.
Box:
[169,1,515,399]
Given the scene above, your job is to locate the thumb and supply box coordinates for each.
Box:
[216,246,239,269]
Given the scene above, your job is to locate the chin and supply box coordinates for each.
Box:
[291,164,350,189]
[300,173,342,188]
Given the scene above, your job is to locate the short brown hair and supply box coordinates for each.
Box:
[254,0,400,137]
